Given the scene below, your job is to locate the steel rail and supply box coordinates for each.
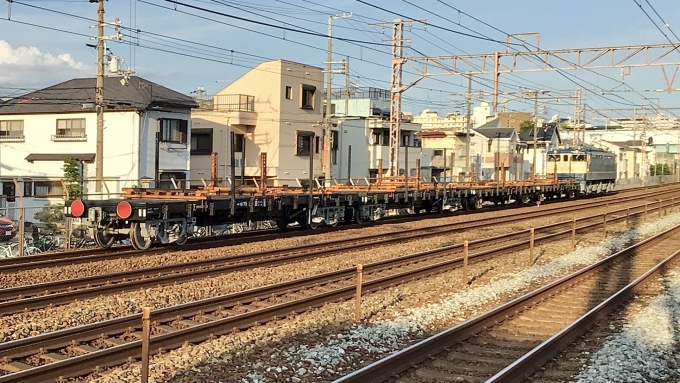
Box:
[0,183,674,270]
[331,224,680,383]
[0,202,672,382]
[487,250,680,383]
[0,196,672,315]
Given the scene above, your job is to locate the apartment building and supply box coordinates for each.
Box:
[190,59,324,187]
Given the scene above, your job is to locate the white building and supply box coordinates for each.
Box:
[332,118,432,181]
[413,102,491,133]
[0,76,197,215]
[190,59,324,188]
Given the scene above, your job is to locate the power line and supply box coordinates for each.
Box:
[643,0,680,42]
[633,0,680,56]
[160,0,390,46]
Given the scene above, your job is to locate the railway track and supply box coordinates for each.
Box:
[0,195,676,315]
[2,185,678,276]
[331,221,680,383]
[2,183,676,271]
[0,197,674,382]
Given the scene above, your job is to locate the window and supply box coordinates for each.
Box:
[323,103,336,118]
[190,129,212,155]
[434,149,444,156]
[331,130,339,150]
[301,84,316,110]
[371,132,380,145]
[402,135,410,147]
[295,132,313,156]
[55,119,86,138]
[159,119,188,143]
[382,132,389,146]
[285,86,293,100]
[573,154,586,162]
[0,120,24,139]
[547,154,560,162]
[2,182,15,203]
[34,181,63,198]
[315,136,320,154]
[563,155,569,162]
[23,181,33,197]
[234,134,244,153]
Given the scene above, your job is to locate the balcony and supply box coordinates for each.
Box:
[0,135,25,142]
[211,94,257,127]
[51,134,87,142]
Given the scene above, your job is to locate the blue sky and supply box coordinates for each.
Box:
[2,0,680,122]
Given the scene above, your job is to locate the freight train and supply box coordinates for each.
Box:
[64,147,618,250]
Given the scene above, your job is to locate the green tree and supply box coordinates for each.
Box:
[651,164,671,176]
[34,204,64,231]
[519,120,534,133]
[558,121,571,131]
[63,157,82,200]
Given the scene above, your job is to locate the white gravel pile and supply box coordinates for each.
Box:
[572,269,680,383]
[269,214,680,382]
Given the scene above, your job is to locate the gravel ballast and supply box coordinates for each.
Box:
[572,268,680,383]
[80,213,680,383]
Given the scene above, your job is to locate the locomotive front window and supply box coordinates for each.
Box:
[548,154,560,161]
[563,155,569,162]
[572,155,586,161]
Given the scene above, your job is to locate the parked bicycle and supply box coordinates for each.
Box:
[29,234,61,252]
[0,239,41,258]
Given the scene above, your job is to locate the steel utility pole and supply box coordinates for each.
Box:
[529,90,547,180]
[95,0,105,192]
[533,92,538,180]
[323,13,352,187]
[344,56,350,118]
[574,88,582,148]
[465,74,472,179]
[369,19,426,177]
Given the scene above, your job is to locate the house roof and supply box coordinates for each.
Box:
[518,124,561,143]
[0,76,198,115]
[477,117,501,129]
[474,126,516,139]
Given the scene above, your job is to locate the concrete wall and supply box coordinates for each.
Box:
[205,60,324,183]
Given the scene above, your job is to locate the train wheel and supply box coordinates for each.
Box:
[175,233,188,246]
[461,198,470,211]
[354,208,364,224]
[306,221,319,230]
[568,190,576,199]
[129,222,152,250]
[521,194,531,204]
[275,219,289,229]
[93,229,115,249]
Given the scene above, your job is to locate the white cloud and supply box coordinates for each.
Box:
[0,40,91,87]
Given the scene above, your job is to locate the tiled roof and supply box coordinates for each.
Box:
[0,76,197,114]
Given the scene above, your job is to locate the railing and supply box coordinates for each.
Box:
[213,94,255,112]
[51,134,87,142]
[0,135,25,142]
